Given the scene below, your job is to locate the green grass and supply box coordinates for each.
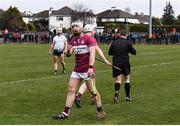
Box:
[0,43,180,124]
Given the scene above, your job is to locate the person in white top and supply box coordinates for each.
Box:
[49,28,67,75]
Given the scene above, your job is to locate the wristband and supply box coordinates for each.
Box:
[89,65,93,68]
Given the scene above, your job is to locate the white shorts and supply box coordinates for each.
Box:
[71,71,90,80]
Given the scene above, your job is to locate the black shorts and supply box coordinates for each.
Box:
[112,63,130,77]
[53,49,63,56]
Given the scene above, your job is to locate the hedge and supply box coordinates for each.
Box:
[97,22,180,33]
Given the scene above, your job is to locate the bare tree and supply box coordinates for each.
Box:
[124,7,131,14]
[71,3,94,24]
[134,12,139,16]
[73,3,88,12]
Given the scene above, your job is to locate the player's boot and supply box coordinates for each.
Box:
[114,97,119,104]
[96,111,107,120]
[74,95,81,108]
[54,71,58,76]
[62,70,66,74]
[90,96,96,105]
[53,112,69,120]
[114,93,119,104]
[126,97,132,101]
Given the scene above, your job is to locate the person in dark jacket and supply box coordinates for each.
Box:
[108,31,136,103]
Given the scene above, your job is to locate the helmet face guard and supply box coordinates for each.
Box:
[71,21,84,36]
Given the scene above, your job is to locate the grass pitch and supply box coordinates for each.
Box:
[0,43,180,124]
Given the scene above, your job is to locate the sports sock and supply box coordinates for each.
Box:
[61,62,65,70]
[97,106,103,112]
[114,83,121,92]
[115,92,119,97]
[54,63,58,70]
[63,106,70,115]
[76,92,82,99]
[125,83,130,98]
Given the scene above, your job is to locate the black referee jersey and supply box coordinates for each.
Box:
[108,37,136,65]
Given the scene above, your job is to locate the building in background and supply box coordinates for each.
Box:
[96,8,140,24]
[19,6,149,30]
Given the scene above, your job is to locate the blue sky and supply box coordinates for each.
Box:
[0,0,180,18]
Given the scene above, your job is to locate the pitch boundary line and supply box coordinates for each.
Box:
[131,62,175,69]
[0,61,177,85]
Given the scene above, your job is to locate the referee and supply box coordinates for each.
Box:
[108,31,136,103]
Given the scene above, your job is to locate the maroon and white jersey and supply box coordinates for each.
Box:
[69,34,97,73]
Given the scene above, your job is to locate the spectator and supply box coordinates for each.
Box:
[4,28,9,42]
[0,31,3,43]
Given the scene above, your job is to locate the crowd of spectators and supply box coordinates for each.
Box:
[0,27,179,45]
[95,27,179,45]
[0,28,54,44]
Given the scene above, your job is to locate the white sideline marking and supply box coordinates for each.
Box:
[0,76,59,85]
[0,61,177,85]
[131,62,175,69]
